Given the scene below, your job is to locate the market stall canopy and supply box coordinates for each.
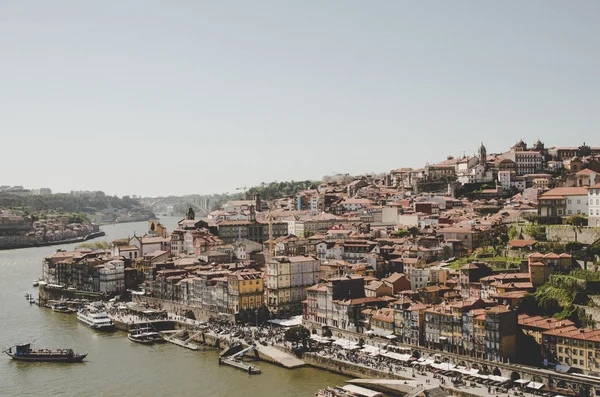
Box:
[526,381,544,390]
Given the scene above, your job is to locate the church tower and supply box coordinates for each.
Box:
[478,142,487,168]
[186,206,195,221]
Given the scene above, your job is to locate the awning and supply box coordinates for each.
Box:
[360,344,382,356]
[332,338,361,350]
[488,375,510,383]
[513,379,529,384]
[385,334,397,340]
[310,335,332,344]
[382,352,412,362]
[555,364,571,373]
[526,381,544,390]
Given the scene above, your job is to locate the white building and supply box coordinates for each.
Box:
[498,171,525,192]
[589,184,600,226]
[98,260,125,294]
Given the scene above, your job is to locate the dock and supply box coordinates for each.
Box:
[218,344,261,375]
[219,356,261,375]
[162,330,200,350]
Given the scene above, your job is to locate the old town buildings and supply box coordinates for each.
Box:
[34,139,600,374]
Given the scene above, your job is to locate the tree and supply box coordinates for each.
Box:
[408,227,420,237]
[392,229,409,238]
[566,214,587,227]
[284,326,310,348]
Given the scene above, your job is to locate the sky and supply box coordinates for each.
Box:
[1,1,599,197]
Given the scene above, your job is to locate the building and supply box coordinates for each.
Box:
[228,270,264,313]
[503,149,544,176]
[543,326,600,373]
[589,183,600,226]
[265,255,321,316]
[97,260,125,294]
[538,187,589,223]
[518,314,575,362]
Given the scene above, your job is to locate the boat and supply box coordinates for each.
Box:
[3,343,87,363]
[77,304,115,331]
[52,304,75,314]
[24,293,30,298]
[128,324,164,344]
[33,280,39,287]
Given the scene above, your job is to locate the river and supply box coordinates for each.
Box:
[0,218,349,396]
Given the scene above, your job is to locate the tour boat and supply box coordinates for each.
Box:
[3,343,87,363]
[77,304,115,331]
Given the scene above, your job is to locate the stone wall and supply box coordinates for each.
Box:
[39,285,104,303]
[546,226,600,244]
[303,353,408,380]
[132,295,235,323]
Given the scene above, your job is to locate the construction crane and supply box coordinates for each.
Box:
[236,186,248,200]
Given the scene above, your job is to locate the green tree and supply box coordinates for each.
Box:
[284,326,311,348]
[392,229,409,238]
[566,214,587,227]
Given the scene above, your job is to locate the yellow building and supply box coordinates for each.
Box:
[228,270,264,313]
[544,326,600,372]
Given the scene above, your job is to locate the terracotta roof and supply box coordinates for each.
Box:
[543,326,600,342]
[541,187,588,197]
[518,314,575,330]
[508,239,537,248]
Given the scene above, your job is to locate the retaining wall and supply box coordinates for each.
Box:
[546,226,600,244]
[303,353,408,380]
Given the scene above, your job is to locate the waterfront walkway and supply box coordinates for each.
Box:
[254,344,305,369]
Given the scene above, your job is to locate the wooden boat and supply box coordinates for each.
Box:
[3,343,87,363]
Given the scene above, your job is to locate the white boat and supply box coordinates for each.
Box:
[33,280,39,287]
[77,304,115,331]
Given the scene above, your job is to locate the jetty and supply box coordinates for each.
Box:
[162,330,200,351]
[219,344,261,375]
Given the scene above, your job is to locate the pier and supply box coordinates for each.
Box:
[162,330,201,350]
[219,345,261,375]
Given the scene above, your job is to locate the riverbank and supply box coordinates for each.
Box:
[0,231,105,251]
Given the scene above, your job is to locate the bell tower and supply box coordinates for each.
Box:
[186,206,195,221]
[479,142,487,168]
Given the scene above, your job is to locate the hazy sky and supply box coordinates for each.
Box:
[1,1,599,197]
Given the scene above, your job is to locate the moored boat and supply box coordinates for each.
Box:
[33,280,39,287]
[52,304,75,314]
[3,343,87,363]
[77,304,115,331]
[128,324,164,344]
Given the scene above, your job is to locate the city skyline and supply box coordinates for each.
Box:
[2,1,599,196]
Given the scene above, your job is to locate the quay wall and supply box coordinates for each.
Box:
[39,285,104,303]
[132,296,235,323]
[303,353,408,381]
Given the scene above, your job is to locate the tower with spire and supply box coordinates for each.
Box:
[478,142,487,168]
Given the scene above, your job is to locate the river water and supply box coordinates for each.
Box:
[0,218,348,397]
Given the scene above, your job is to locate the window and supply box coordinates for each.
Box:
[568,199,572,204]
[577,200,581,204]
[568,210,572,215]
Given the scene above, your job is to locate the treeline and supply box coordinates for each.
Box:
[246,180,321,200]
[0,193,140,214]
